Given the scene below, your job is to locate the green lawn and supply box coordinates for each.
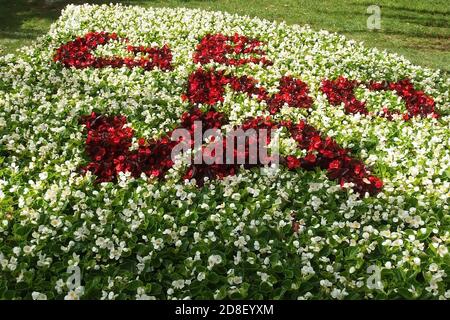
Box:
[0,0,449,73]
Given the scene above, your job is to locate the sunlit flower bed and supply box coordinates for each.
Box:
[0,4,449,300]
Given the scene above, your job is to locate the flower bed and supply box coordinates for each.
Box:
[0,4,449,300]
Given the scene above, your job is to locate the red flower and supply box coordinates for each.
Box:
[309,135,322,151]
[286,156,301,169]
[368,176,383,189]
[303,153,316,163]
[185,69,228,105]
[138,138,146,146]
[328,160,341,170]
[320,76,368,115]
[267,76,313,114]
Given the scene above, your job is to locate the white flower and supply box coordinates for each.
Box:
[257,272,270,282]
[330,288,348,300]
[234,236,247,248]
[136,287,155,300]
[197,272,206,282]
[13,247,21,256]
[50,217,62,228]
[55,279,65,294]
[64,290,80,300]
[39,172,48,180]
[136,293,155,300]
[229,276,242,285]
[438,245,448,257]
[172,279,185,290]
[208,255,222,269]
[445,290,450,299]
[429,263,439,272]
[151,237,164,250]
[32,292,47,300]
[320,279,332,287]
[301,265,315,276]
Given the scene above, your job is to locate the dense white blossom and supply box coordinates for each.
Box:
[0,4,448,300]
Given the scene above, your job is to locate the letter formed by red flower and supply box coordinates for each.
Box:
[321,76,439,120]
[193,33,273,66]
[54,31,173,71]
[186,33,313,114]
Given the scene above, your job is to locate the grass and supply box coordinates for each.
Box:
[0,0,449,73]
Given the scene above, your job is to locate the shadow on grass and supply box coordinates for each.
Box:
[316,7,450,39]
[345,29,450,42]
[380,12,450,29]
[349,1,450,16]
[0,0,53,40]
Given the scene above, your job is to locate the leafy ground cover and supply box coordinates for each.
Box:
[0,3,448,300]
